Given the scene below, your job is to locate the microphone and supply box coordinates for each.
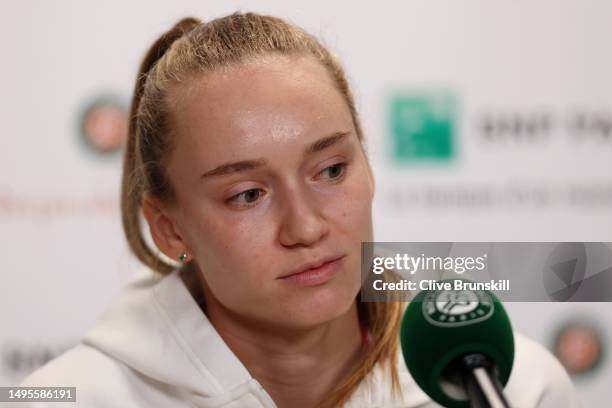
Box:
[400,280,515,408]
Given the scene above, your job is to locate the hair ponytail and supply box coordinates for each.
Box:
[121,17,201,275]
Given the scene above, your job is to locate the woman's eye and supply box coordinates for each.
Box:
[228,189,264,206]
[319,163,347,181]
[227,164,346,207]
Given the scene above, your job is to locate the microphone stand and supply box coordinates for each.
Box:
[460,353,511,408]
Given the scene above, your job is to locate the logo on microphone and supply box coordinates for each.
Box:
[423,289,494,327]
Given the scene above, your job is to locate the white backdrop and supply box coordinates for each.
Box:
[1,1,610,406]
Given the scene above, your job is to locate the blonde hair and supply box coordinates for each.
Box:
[120,12,404,407]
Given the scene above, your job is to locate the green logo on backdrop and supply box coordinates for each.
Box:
[390,91,457,163]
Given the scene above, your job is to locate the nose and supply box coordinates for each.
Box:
[278,185,329,248]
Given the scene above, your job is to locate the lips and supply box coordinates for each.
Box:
[279,254,345,279]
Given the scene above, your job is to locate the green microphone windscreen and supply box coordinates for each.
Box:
[400,280,515,408]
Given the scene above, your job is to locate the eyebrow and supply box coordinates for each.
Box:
[200,131,351,180]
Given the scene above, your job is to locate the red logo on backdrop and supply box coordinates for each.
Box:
[553,320,605,377]
[78,95,128,156]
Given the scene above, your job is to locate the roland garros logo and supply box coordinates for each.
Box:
[423,289,494,327]
[77,94,128,157]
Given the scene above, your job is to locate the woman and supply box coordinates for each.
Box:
[19,12,580,407]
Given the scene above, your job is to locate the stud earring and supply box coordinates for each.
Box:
[179,253,188,263]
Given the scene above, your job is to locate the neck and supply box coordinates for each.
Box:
[202,289,364,408]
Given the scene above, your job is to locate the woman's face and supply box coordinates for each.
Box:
[150,55,375,330]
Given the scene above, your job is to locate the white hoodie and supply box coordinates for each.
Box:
[12,267,581,408]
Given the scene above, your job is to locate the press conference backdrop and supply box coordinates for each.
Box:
[1,1,610,406]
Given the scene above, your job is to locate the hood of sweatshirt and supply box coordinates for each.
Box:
[81,267,431,407]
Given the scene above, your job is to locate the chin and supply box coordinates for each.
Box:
[278,281,360,329]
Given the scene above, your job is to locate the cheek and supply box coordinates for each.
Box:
[184,207,276,290]
[184,199,269,252]
[327,172,373,230]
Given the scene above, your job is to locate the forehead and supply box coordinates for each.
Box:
[168,55,354,164]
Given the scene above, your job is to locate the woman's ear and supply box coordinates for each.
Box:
[366,159,376,199]
[358,143,376,199]
[141,192,189,261]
